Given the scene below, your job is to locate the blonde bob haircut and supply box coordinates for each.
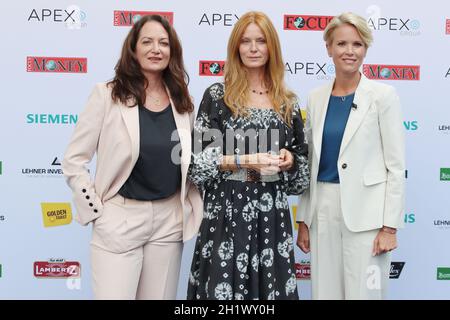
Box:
[323,12,373,47]
[224,11,295,123]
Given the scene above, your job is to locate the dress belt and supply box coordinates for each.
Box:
[224,169,281,183]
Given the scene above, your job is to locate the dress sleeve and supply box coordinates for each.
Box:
[282,101,310,195]
[188,84,229,192]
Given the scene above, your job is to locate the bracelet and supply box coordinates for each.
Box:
[234,154,241,170]
[381,226,397,234]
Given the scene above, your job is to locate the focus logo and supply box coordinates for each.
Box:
[113,11,173,26]
[447,19,450,35]
[390,262,405,279]
[199,60,225,76]
[27,56,87,73]
[41,202,72,227]
[295,261,311,280]
[34,259,80,278]
[284,15,334,31]
[363,64,420,81]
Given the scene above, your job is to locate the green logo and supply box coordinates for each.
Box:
[437,267,450,280]
[0,161,2,175]
[0,264,2,278]
[440,168,450,181]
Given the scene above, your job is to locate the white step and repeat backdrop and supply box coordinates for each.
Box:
[0,0,449,299]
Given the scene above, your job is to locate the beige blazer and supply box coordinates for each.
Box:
[62,83,203,242]
[298,74,405,231]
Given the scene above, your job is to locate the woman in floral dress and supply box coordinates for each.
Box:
[187,11,310,300]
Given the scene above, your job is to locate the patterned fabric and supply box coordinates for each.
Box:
[187,83,310,300]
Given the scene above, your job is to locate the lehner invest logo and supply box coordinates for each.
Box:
[113,11,173,26]
[440,168,450,181]
[27,56,87,73]
[199,60,225,76]
[284,15,334,30]
[363,64,420,80]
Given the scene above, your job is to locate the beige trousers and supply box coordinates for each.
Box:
[309,182,391,300]
[90,191,183,300]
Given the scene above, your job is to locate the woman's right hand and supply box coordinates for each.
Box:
[242,153,281,175]
[296,222,310,253]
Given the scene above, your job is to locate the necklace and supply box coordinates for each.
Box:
[250,88,269,95]
[341,96,346,102]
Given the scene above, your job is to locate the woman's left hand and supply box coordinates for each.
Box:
[279,148,294,171]
[372,227,397,256]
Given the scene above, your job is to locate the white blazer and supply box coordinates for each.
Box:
[298,74,405,232]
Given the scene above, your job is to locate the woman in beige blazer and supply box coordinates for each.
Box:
[296,12,405,299]
[62,15,202,300]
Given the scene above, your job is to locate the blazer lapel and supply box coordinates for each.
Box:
[339,74,373,157]
[312,79,334,162]
[167,88,190,205]
[119,103,140,168]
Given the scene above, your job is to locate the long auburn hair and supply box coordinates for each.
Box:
[224,11,295,123]
[108,15,193,113]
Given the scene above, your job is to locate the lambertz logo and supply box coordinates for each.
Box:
[295,260,311,280]
[284,15,334,31]
[198,13,239,26]
[199,60,225,76]
[403,121,418,131]
[26,113,78,125]
[27,6,87,29]
[390,262,405,279]
[27,56,87,73]
[22,157,63,177]
[285,61,335,80]
[437,267,450,280]
[367,16,420,36]
[41,202,72,227]
[363,64,420,80]
[440,168,450,181]
[34,259,80,278]
[446,19,450,35]
[114,11,173,26]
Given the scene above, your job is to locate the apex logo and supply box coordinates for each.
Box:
[446,19,450,35]
[199,60,225,76]
[113,11,173,26]
[27,56,87,73]
[41,202,72,227]
[390,262,405,279]
[295,261,311,280]
[34,259,80,278]
[284,15,334,31]
[28,8,76,22]
[367,17,420,31]
[198,13,239,26]
[363,64,420,80]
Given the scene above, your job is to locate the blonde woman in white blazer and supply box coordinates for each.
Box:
[296,12,405,300]
[62,15,202,300]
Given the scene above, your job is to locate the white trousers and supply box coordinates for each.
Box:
[309,182,391,300]
[90,191,183,300]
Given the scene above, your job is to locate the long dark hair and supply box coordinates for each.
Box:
[108,15,193,113]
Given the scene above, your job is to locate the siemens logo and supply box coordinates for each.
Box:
[403,120,418,130]
[27,114,78,124]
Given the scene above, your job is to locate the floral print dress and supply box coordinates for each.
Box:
[187,83,309,300]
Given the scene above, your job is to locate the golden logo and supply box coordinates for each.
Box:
[41,202,72,227]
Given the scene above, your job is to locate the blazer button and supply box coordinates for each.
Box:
[86,196,90,200]
[342,163,347,169]
[82,189,86,193]
[89,203,93,207]
[94,209,98,213]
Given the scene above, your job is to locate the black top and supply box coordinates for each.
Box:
[119,104,181,201]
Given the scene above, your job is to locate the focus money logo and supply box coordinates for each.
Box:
[27,56,87,73]
[199,60,225,76]
[284,15,334,31]
[34,259,80,278]
[363,64,420,80]
[113,10,173,26]
[41,202,72,227]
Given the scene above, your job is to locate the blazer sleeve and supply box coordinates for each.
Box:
[379,86,405,229]
[296,93,313,224]
[62,83,107,226]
